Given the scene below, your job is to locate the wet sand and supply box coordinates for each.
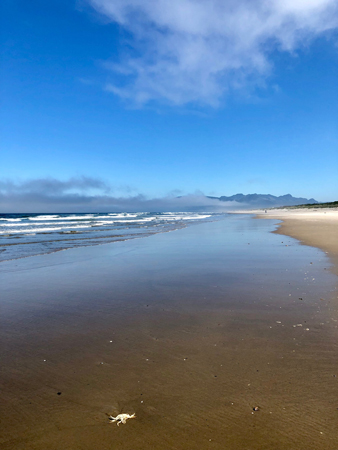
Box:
[1,215,338,449]
[255,208,338,276]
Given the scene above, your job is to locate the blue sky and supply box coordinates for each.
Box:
[1,0,338,210]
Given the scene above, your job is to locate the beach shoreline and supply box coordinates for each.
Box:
[1,215,338,449]
[231,208,338,276]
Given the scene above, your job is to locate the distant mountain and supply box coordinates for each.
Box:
[208,193,318,208]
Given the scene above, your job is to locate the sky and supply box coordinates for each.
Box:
[1,0,338,211]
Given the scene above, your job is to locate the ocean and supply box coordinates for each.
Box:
[0,211,221,261]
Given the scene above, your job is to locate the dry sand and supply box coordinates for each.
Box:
[252,208,338,276]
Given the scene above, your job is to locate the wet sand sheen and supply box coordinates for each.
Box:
[1,215,338,449]
[256,208,338,276]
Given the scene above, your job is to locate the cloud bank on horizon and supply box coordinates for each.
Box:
[87,0,338,106]
[0,177,234,213]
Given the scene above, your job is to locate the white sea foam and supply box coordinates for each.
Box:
[59,215,96,220]
[84,214,140,219]
[95,218,154,225]
[158,214,211,220]
[0,213,213,238]
[182,214,211,220]
[0,212,219,261]
[108,213,139,218]
[0,221,94,227]
[28,215,60,220]
[93,218,154,225]
[110,218,155,223]
[159,215,184,220]
[1,223,28,227]
[86,215,117,219]
[0,225,94,234]
[29,215,96,221]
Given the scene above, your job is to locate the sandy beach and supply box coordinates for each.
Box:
[3,0,337,448]
[1,214,338,449]
[250,208,338,276]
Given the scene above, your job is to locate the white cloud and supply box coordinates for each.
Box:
[0,177,234,212]
[87,0,338,106]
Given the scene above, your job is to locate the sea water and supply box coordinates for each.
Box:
[0,212,221,261]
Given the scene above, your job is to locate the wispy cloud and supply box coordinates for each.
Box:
[0,177,233,212]
[87,0,338,106]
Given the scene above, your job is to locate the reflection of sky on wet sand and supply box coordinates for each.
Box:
[1,215,337,449]
[1,215,335,314]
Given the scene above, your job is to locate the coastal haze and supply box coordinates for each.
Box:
[0,193,320,261]
[0,177,319,213]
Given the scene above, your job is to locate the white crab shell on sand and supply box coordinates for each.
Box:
[108,413,136,426]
